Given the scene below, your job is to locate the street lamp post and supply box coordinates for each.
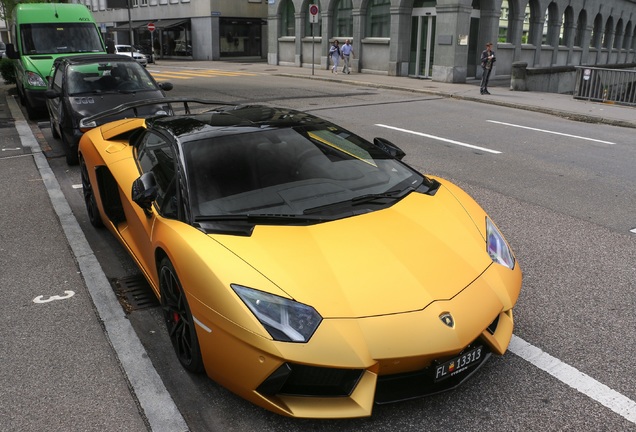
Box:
[127,0,134,45]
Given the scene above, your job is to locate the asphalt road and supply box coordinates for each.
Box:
[35,66,636,431]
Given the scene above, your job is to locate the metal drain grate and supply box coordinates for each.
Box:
[111,275,159,313]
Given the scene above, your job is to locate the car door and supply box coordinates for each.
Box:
[118,130,179,281]
[47,63,65,135]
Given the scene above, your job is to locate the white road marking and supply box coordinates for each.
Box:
[630,228,636,234]
[33,290,75,303]
[375,124,502,154]
[487,120,616,144]
[509,335,636,425]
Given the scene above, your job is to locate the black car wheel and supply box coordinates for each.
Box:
[159,258,205,374]
[62,133,79,165]
[80,156,103,228]
[49,116,60,139]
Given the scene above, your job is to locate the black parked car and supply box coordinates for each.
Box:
[45,54,172,165]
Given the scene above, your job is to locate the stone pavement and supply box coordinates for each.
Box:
[0,60,633,432]
[0,83,186,432]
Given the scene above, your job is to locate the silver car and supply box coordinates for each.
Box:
[115,44,148,67]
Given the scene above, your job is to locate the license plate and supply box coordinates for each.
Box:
[434,346,483,382]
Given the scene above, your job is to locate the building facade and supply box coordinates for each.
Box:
[268,0,636,87]
[3,0,635,91]
[79,0,268,61]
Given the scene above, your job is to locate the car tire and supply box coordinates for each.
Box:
[62,134,79,165]
[24,97,39,121]
[50,117,60,139]
[159,257,205,374]
[80,156,104,228]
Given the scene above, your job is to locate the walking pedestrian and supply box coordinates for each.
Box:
[480,42,496,95]
[341,39,353,74]
[329,40,342,74]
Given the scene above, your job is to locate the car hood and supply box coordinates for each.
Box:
[69,92,167,125]
[23,56,55,84]
[213,185,492,318]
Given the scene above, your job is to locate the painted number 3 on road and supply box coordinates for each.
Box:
[33,290,75,304]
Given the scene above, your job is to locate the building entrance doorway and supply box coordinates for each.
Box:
[409,4,436,78]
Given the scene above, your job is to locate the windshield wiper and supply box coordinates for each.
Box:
[303,187,414,215]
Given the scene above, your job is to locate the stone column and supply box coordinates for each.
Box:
[432,1,474,82]
[388,5,412,76]
[267,9,278,65]
[295,12,303,66]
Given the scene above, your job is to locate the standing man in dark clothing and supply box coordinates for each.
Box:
[480,42,496,95]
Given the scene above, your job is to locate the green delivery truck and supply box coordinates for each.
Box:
[6,3,106,119]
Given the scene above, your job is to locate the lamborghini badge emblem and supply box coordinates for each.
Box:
[440,312,455,328]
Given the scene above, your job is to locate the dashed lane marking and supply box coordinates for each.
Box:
[509,335,636,425]
[487,120,616,144]
[375,124,502,154]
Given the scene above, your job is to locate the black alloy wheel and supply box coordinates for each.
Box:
[79,156,103,228]
[159,258,205,373]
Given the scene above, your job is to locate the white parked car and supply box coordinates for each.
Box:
[114,44,148,66]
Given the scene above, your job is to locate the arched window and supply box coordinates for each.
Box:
[542,2,559,46]
[366,0,391,38]
[499,0,511,43]
[280,0,295,37]
[527,0,542,45]
[559,6,573,46]
[613,19,623,49]
[334,0,353,38]
[574,10,586,47]
[590,14,603,48]
[625,21,633,51]
[602,16,613,48]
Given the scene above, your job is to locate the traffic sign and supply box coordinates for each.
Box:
[309,4,319,24]
[147,22,155,32]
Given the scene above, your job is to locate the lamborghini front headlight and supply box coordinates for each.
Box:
[486,217,515,269]
[232,284,322,343]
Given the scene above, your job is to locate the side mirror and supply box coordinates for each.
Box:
[373,137,406,161]
[6,43,19,60]
[132,172,158,214]
[45,89,61,99]
[159,82,173,91]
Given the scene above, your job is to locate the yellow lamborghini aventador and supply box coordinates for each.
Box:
[78,99,522,419]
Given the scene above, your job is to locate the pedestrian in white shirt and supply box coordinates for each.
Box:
[341,39,353,74]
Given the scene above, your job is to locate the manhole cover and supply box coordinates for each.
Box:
[111,275,159,313]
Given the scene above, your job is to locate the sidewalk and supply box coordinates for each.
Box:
[0,84,186,432]
[155,59,636,129]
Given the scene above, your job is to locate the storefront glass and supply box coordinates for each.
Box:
[220,18,264,57]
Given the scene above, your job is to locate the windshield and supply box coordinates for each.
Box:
[186,126,425,218]
[20,23,104,55]
[67,61,158,95]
